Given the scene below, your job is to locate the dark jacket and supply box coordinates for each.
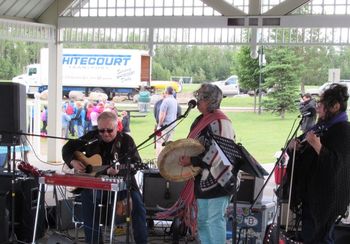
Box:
[285,121,350,242]
[62,130,142,192]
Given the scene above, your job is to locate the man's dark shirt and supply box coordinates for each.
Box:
[62,130,141,191]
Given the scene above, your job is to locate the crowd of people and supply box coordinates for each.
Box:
[51,100,130,139]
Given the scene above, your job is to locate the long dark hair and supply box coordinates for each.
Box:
[320,83,349,122]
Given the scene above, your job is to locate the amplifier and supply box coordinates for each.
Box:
[142,169,185,215]
[0,172,45,242]
[54,196,83,230]
[237,172,264,203]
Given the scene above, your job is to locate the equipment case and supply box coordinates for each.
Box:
[227,200,276,244]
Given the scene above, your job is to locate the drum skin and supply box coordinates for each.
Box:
[157,138,204,182]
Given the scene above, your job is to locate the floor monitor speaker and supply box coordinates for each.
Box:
[143,169,185,215]
[0,82,26,146]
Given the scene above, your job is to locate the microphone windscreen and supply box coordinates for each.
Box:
[188,99,197,108]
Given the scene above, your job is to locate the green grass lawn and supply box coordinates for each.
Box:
[220,96,256,107]
[131,84,315,164]
[130,110,300,164]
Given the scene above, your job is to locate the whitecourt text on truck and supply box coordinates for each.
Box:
[13,48,151,99]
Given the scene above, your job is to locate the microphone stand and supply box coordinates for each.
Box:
[0,130,76,142]
[136,111,190,151]
[9,140,18,244]
[248,116,304,244]
[96,109,191,175]
[125,156,132,244]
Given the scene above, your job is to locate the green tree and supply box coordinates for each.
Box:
[337,46,350,79]
[152,62,171,80]
[235,46,260,111]
[152,45,236,83]
[263,47,301,119]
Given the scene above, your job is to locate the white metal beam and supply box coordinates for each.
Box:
[59,16,229,28]
[0,17,55,42]
[47,36,63,163]
[279,15,350,28]
[37,0,74,26]
[59,15,350,28]
[264,0,311,16]
[249,0,261,15]
[201,0,246,16]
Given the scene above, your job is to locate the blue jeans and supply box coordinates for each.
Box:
[302,203,335,244]
[197,196,230,244]
[81,189,147,244]
[130,190,148,244]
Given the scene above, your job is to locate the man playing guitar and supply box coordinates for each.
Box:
[62,111,147,244]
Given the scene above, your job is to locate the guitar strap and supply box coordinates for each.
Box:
[111,133,123,163]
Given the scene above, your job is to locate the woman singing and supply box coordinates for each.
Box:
[286,83,350,243]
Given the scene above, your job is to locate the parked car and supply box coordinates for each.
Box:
[212,75,240,97]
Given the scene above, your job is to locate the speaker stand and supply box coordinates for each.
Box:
[8,143,18,244]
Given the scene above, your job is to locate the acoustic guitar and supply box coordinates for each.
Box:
[73,151,148,175]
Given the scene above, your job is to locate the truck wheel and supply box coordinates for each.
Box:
[91,88,106,94]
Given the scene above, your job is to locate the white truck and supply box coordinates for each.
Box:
[12,48,151,99]
[212,75,240,97]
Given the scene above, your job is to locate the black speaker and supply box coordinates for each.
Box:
[55,199,75,231]
[236,172,264,203]
[55,196,83,231]
[0,82,26,146]
[142,170,185,214]
[0,172,45,242]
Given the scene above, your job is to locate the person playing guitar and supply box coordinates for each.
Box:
[62,111,148,244]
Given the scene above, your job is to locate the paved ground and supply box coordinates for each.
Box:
[25,149,277,244]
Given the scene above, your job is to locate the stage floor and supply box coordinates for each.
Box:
[38,222,197,244]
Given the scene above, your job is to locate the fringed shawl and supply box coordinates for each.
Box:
[156,110,229,235]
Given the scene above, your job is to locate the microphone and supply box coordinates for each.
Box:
[183,99,197,118]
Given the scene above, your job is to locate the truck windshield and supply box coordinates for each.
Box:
[28,68,37,76]
[226,77,237,85]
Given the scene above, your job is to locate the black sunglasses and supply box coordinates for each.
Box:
[98,128,114,134]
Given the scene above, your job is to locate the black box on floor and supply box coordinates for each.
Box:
[142,169,185,215]
[227,201,276,243]
[51,196,83,231]
[236,172,264,204]
[0,171,45,242]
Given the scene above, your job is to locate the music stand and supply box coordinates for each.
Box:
[208,131,268,244]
